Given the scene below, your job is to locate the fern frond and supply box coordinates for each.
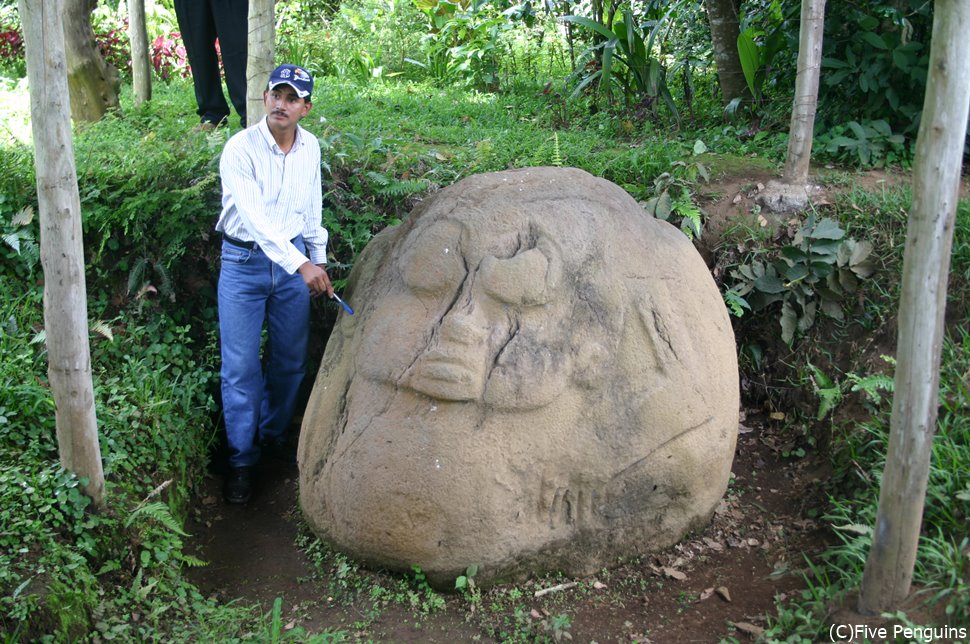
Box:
[2,232,20,253]
[849,373,895,404]
[12,206,34,227]
[20,240,39,272]
[153,261,173,299]
[125,501,189,537]
[551,132,563,167]
[128,257,149,295]
[179,554,208,568]
[367,173,430,198]
[90,320,114,341]
[365,171,391,188]
[675,199,703,239]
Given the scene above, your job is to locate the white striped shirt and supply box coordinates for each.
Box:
[216,116,329,274]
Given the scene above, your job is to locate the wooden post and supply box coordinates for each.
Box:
[858,0,970,615]
[18,0,105,508]
[781,0,826,185]
[247,0,275,127]
[128,0,151,105]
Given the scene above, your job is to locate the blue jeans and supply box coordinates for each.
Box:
[218,237,309,468]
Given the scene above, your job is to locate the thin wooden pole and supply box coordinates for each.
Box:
[19,0,105,507]
[858,0,970,615]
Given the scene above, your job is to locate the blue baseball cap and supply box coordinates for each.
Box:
[267,64,313,100]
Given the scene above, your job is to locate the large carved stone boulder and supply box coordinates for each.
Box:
[299,167,739,587]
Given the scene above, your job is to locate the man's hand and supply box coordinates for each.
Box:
[298,262,334,298]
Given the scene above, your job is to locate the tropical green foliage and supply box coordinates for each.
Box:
[725,214,876,344]
[735,0,794,108]
[561,7,678,118]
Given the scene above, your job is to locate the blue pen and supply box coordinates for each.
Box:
[332,293,354,315]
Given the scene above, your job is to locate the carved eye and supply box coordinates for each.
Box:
[399,220,466,295]
[479,236,562,306]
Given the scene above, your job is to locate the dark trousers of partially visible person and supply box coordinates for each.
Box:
[175,0,249,126]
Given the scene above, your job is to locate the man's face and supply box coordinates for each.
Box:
[262,85,310,129]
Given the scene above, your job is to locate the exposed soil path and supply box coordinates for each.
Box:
[186,414,832,643]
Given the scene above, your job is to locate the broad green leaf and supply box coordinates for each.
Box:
[697,163,709,182]
[601,41,616,99]
[810,218,846,240]
[798,299,817,332]
[850,260,877,279]
[826,271,843,296]
[869,119,892,137]
[820,296,844,321]
[827,136,858,150]
[861,31,889,50]
[781,246,808,263]
[569,69,602,100]
[838,268,860,293]
[737,28,761,98]
[754,271,786,294]
[892,48,913,71]
[560,15,616,41]
[809,261,835,277]
[784,263,809,282]
[849,240,873,265]
[821,57,850,69]
[847,121,867,140]
[693,140,707,155]
[749,290,783,311]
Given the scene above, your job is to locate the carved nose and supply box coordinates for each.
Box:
[438,310,488,346]
[407,308,490,401]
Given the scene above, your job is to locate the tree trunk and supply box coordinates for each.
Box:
[19,0,105,508]
[62,0,120,122]
[858,0,970,615]
[128,0,151,105]
[781,0,825,185]
[756,0,825,213]
[247,0,273,127]
[703,0,748,106]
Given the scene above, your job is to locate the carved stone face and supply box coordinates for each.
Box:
[353,213,578,410]
[299,168,739,587]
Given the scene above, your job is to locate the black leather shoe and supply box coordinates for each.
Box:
[223,467,253,504]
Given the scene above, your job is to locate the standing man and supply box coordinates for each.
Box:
[175,0,248,128]
[217,64,334,504]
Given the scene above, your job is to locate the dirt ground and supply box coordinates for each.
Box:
[186,413,832,643]
[185,169,879,642]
